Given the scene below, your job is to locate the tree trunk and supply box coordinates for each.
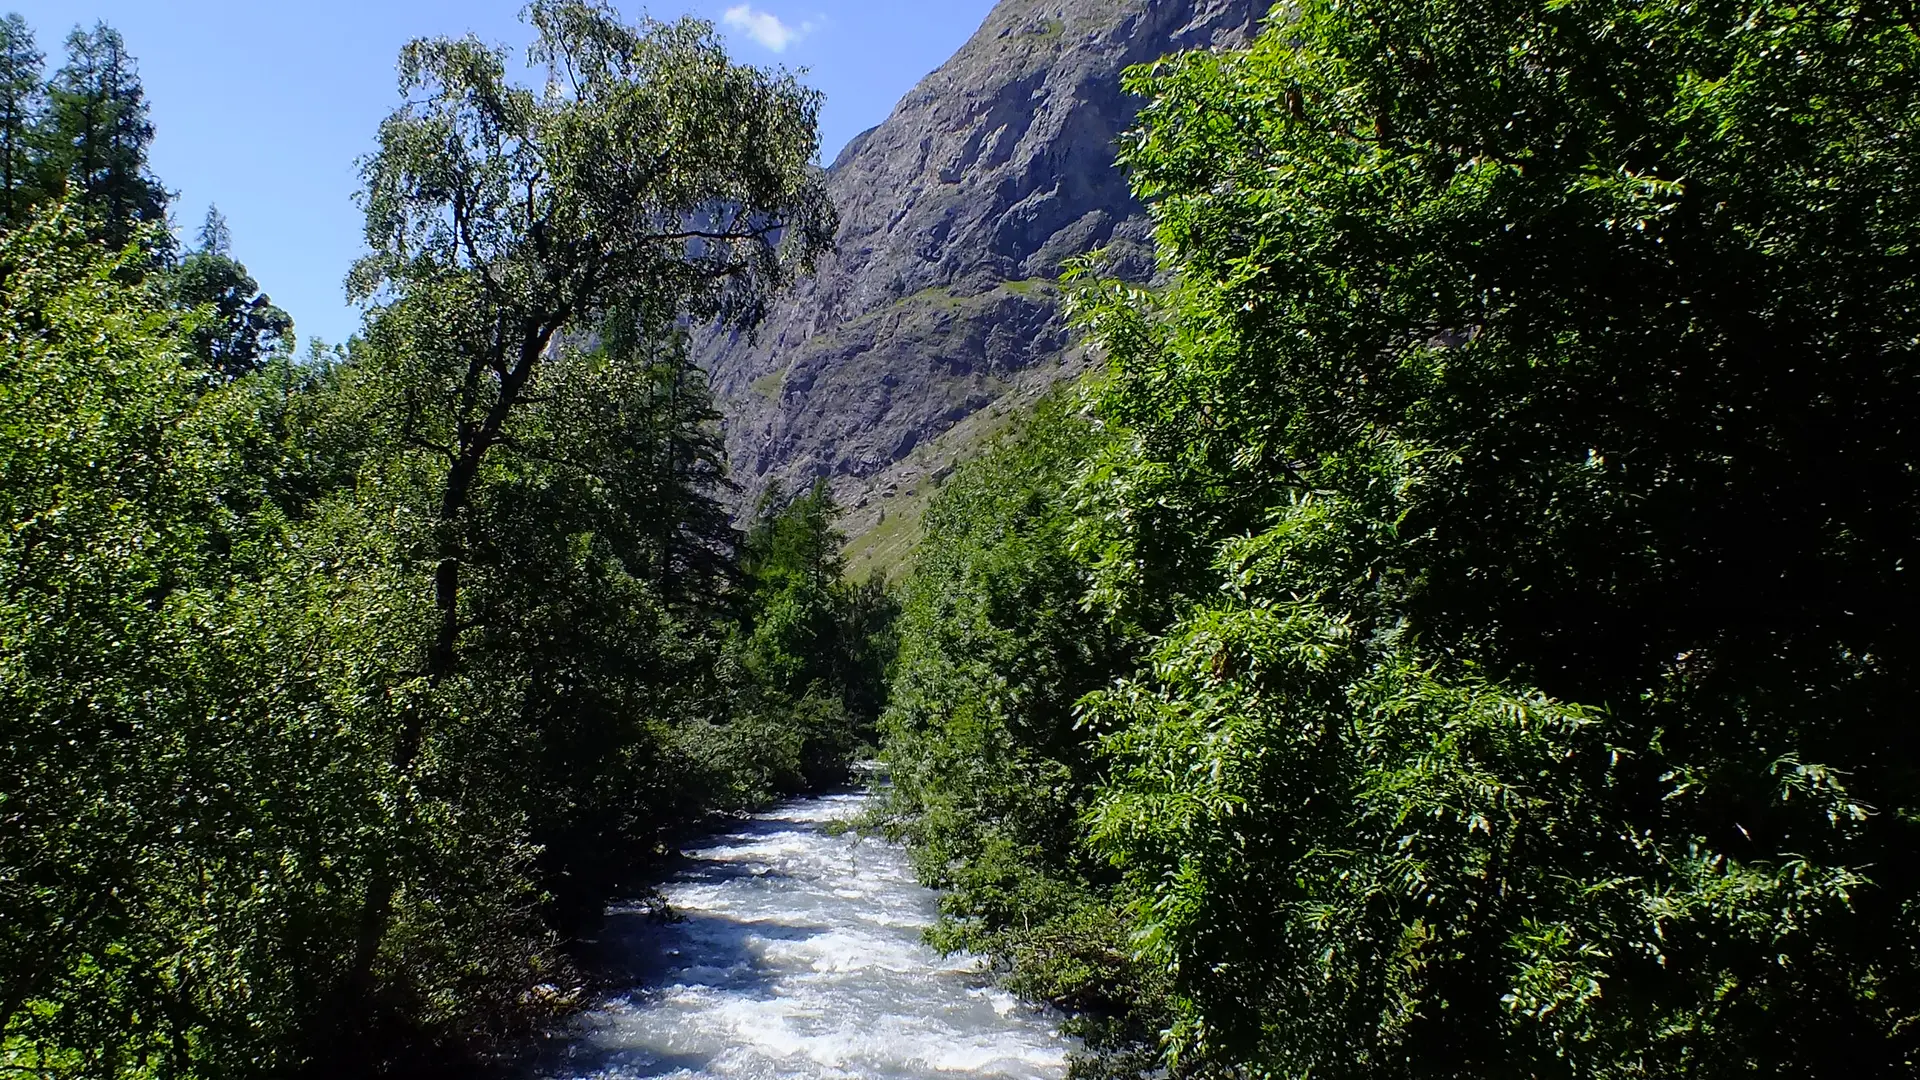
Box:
[657,361,680,588]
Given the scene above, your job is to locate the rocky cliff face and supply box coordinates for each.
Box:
[699,0,1262,538]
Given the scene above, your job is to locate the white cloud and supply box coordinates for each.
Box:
[722,4,815,52]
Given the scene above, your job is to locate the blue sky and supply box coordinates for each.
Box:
[8,1,998,347]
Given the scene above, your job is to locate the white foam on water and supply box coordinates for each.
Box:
[970,986,1023,1018]
[537,791,1073,1080]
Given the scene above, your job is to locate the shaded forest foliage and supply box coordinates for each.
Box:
[879,0,1920,1077]
[1,4,884,1076]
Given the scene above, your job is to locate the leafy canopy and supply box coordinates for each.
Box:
[1056,0,1920,1075]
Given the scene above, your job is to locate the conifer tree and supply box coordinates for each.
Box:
[170,205,293,377]
[46,22,167,251]
[0,13,44,227]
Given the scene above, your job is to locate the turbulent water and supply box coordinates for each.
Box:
[535,791,1074,1080]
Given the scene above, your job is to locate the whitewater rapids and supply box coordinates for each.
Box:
[535,791,1074,1079]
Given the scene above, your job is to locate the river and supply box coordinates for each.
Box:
[533,790,1075,1080]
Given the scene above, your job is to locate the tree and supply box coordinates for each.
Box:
[169,206,294,377]
[877,394,1164,1072]
[0,207,377,1079]
[194,201,227,253]
[0,14,44,226]
[594,302,741,610]
[739,482,849,694]
[324,0,833,1054]
[46,22,167,252]
[1069,0,1920,1074]
[730,482,897,791]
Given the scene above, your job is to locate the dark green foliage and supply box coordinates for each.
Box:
[595,306,740,611]
[167,209,293,378]
[877,396,1165,1069]
[734,482,899,790]
[876,1,1920,1077]
[740,483,851,698]
[0,209,376,1077]
[45,22,168,254]
[0,14,45,226]
[0,13,168,242]
[1063,0,1920,1075]
[0,16,295,376]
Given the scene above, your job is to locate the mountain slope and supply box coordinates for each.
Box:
[699,0,1262,543]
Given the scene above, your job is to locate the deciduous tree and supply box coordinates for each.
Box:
[1071,0,1920,1073]
[325,0,833,1053]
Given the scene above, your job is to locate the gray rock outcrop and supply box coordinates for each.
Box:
[699,0,1264,528]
